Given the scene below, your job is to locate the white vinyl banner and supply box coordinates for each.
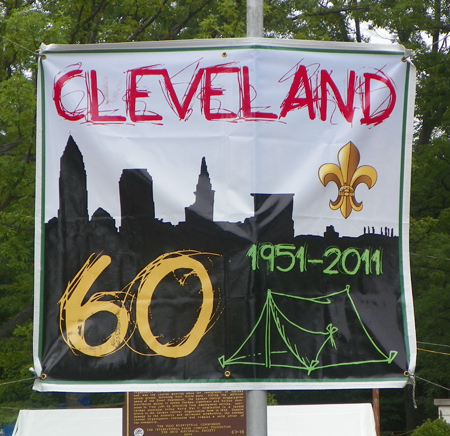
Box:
[34,38,416,392]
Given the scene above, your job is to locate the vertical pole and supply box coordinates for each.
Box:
[372,389,381,436]
[246,390,267,436]
[247,0,264,37]
[246,0,265,433]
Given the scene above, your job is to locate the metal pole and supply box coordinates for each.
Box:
[247,0,264,37]
[246,2,266,435]
[246,390,267,436]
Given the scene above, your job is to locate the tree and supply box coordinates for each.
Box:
[412,418,450,436]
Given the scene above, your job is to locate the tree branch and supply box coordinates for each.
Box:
[127,0,170,41]
[0,140,21,155]
[0,300,33,340]
[0,193,19,213]
[69,0,110,44]
[162,0,215,40]
[69,4,86,44]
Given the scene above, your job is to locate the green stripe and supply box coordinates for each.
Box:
[41,376,407,385]
[398,61,412,363]
[41,43,404,57]
[38,57,47,360]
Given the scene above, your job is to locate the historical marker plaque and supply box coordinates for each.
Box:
[124,391,246,436]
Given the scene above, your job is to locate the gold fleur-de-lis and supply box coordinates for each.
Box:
[318,141,377,219]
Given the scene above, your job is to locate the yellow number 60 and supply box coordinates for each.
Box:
[59,250,215,358]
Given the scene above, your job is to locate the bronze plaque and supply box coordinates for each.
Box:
[124,391,246,436]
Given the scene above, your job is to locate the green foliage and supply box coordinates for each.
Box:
[412,419,450,436]
[409,211,450,419]
[267,392,278,405]
[411,138,450,218]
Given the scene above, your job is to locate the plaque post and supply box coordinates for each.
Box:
[246,2,267,433]
[246,4,266,433]
[246,391,267,436]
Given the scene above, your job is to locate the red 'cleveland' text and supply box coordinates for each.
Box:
[53,62,396,126]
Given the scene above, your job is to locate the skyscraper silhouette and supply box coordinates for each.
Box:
[185,157,215,221]
[119,169,155,219]
[58,135,88,222]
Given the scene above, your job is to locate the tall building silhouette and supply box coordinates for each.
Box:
[185,157,214,221]
[58,135,88,221]
[251,193,295,241]
[119,169,155,219]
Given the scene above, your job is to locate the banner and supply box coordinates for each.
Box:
[34,38,416,392]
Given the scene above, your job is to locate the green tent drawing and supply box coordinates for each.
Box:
[218,285,398,375]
